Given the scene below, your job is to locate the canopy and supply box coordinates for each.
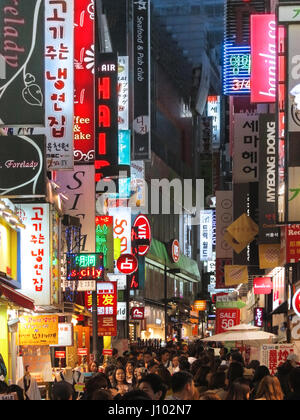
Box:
[203,324,277,346]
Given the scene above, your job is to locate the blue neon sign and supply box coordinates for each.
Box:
[223,43,251,95]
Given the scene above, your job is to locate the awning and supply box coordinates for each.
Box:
[147,239,201,281]
[0,283,35,311]
[268,301,288,317]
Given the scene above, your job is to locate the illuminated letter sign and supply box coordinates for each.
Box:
[67,253,104,281]
[251,15,277,103]
[95,53,119,181]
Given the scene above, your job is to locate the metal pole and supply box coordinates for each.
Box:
[164,265,168,343]
[92,289,100,364]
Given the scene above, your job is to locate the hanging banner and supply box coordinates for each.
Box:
[109,207,132,257]
[224,265,248,287]
[216,191,233,260]
[258,114,280,243]
[95,52,119,180]
[207,96,221,149]
[250,15,276,104]
[85,281,118,316]
[260,344,295,376]
[118,56,129,131]
[0,0,45,127]
[18,204,51,306]
[200,210,214,261]
[44,0,74,170]
[133,0,151,160]
[74,0,95,163]
[233,113,259,183]
[95,215,114,271]
[0,135,46,198]
[55,166,95,252]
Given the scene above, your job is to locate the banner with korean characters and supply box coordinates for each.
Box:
[118,56,129,131]
[0,0,45,127]
[43,0,74,170]
[73,0,95,163]
[233,113,259,183]
[18,315,59,346]
[216,191,233,260]
[260,344,296,376]
[17,203,52,306]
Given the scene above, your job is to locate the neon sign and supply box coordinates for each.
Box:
[67,253,104,281]
[223,44,251,95]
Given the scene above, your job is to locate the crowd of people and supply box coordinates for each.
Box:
[1,341,300,401]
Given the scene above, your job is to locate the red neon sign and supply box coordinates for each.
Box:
[133,214,152,256]
[74,0,95,163]
[251,14,277,103]
[95,54,119,181]
[117,254,138,275]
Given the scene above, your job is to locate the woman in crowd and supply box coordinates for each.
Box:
[226,381,251,401]
[250,365,270,400]
[125,361,136,387]
[255,376,284,401]
[110,367,132,397]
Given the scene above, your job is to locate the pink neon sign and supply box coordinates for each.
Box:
[251,14,277,104]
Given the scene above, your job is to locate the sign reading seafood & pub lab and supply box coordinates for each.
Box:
[0,135,46,197]
[0,0,45,126]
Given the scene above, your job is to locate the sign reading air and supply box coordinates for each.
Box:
[95,53,119,181]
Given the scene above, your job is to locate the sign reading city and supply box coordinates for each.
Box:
[251,14,276,103]
[67,253,104,281]
[133,214,152,256]
[117,254,138,275]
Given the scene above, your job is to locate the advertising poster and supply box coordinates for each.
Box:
[18,315,58,346]
[215,308,240,334]
[0,0,45,126]
[0,135,46,198]
[260,344,295,376]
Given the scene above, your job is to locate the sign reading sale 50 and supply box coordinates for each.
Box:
[216,309,240,335]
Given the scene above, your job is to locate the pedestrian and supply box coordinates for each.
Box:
[166,371,196,401]
[194,366,211,396]
[277,355,299,398]
[91,389,113,400]
[178,356,190,372]
[255,376,284,401]
[0,381,8,395]
[225,380,250,401]
[110,367,132,397]
[125,361,136,386]
[169,354,180,375]
[81,372,109,400]
[6,385,25,401]
[160,349,171,369]
[250,366,270,400]
[139,374,167,400]
[89,361,99,375]
[286,367,300,400]
[51,381,74,401]
[207,371,228,400]
[199,391,222,401]
[143,350,153,369]
[147,359,160,375]
[227,362,245,388]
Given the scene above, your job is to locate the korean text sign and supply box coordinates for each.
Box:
[85,282,117,316]
[18,203,51,306]
[18,315,59,346]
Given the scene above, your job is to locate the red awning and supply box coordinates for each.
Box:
[0,283,35,311]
